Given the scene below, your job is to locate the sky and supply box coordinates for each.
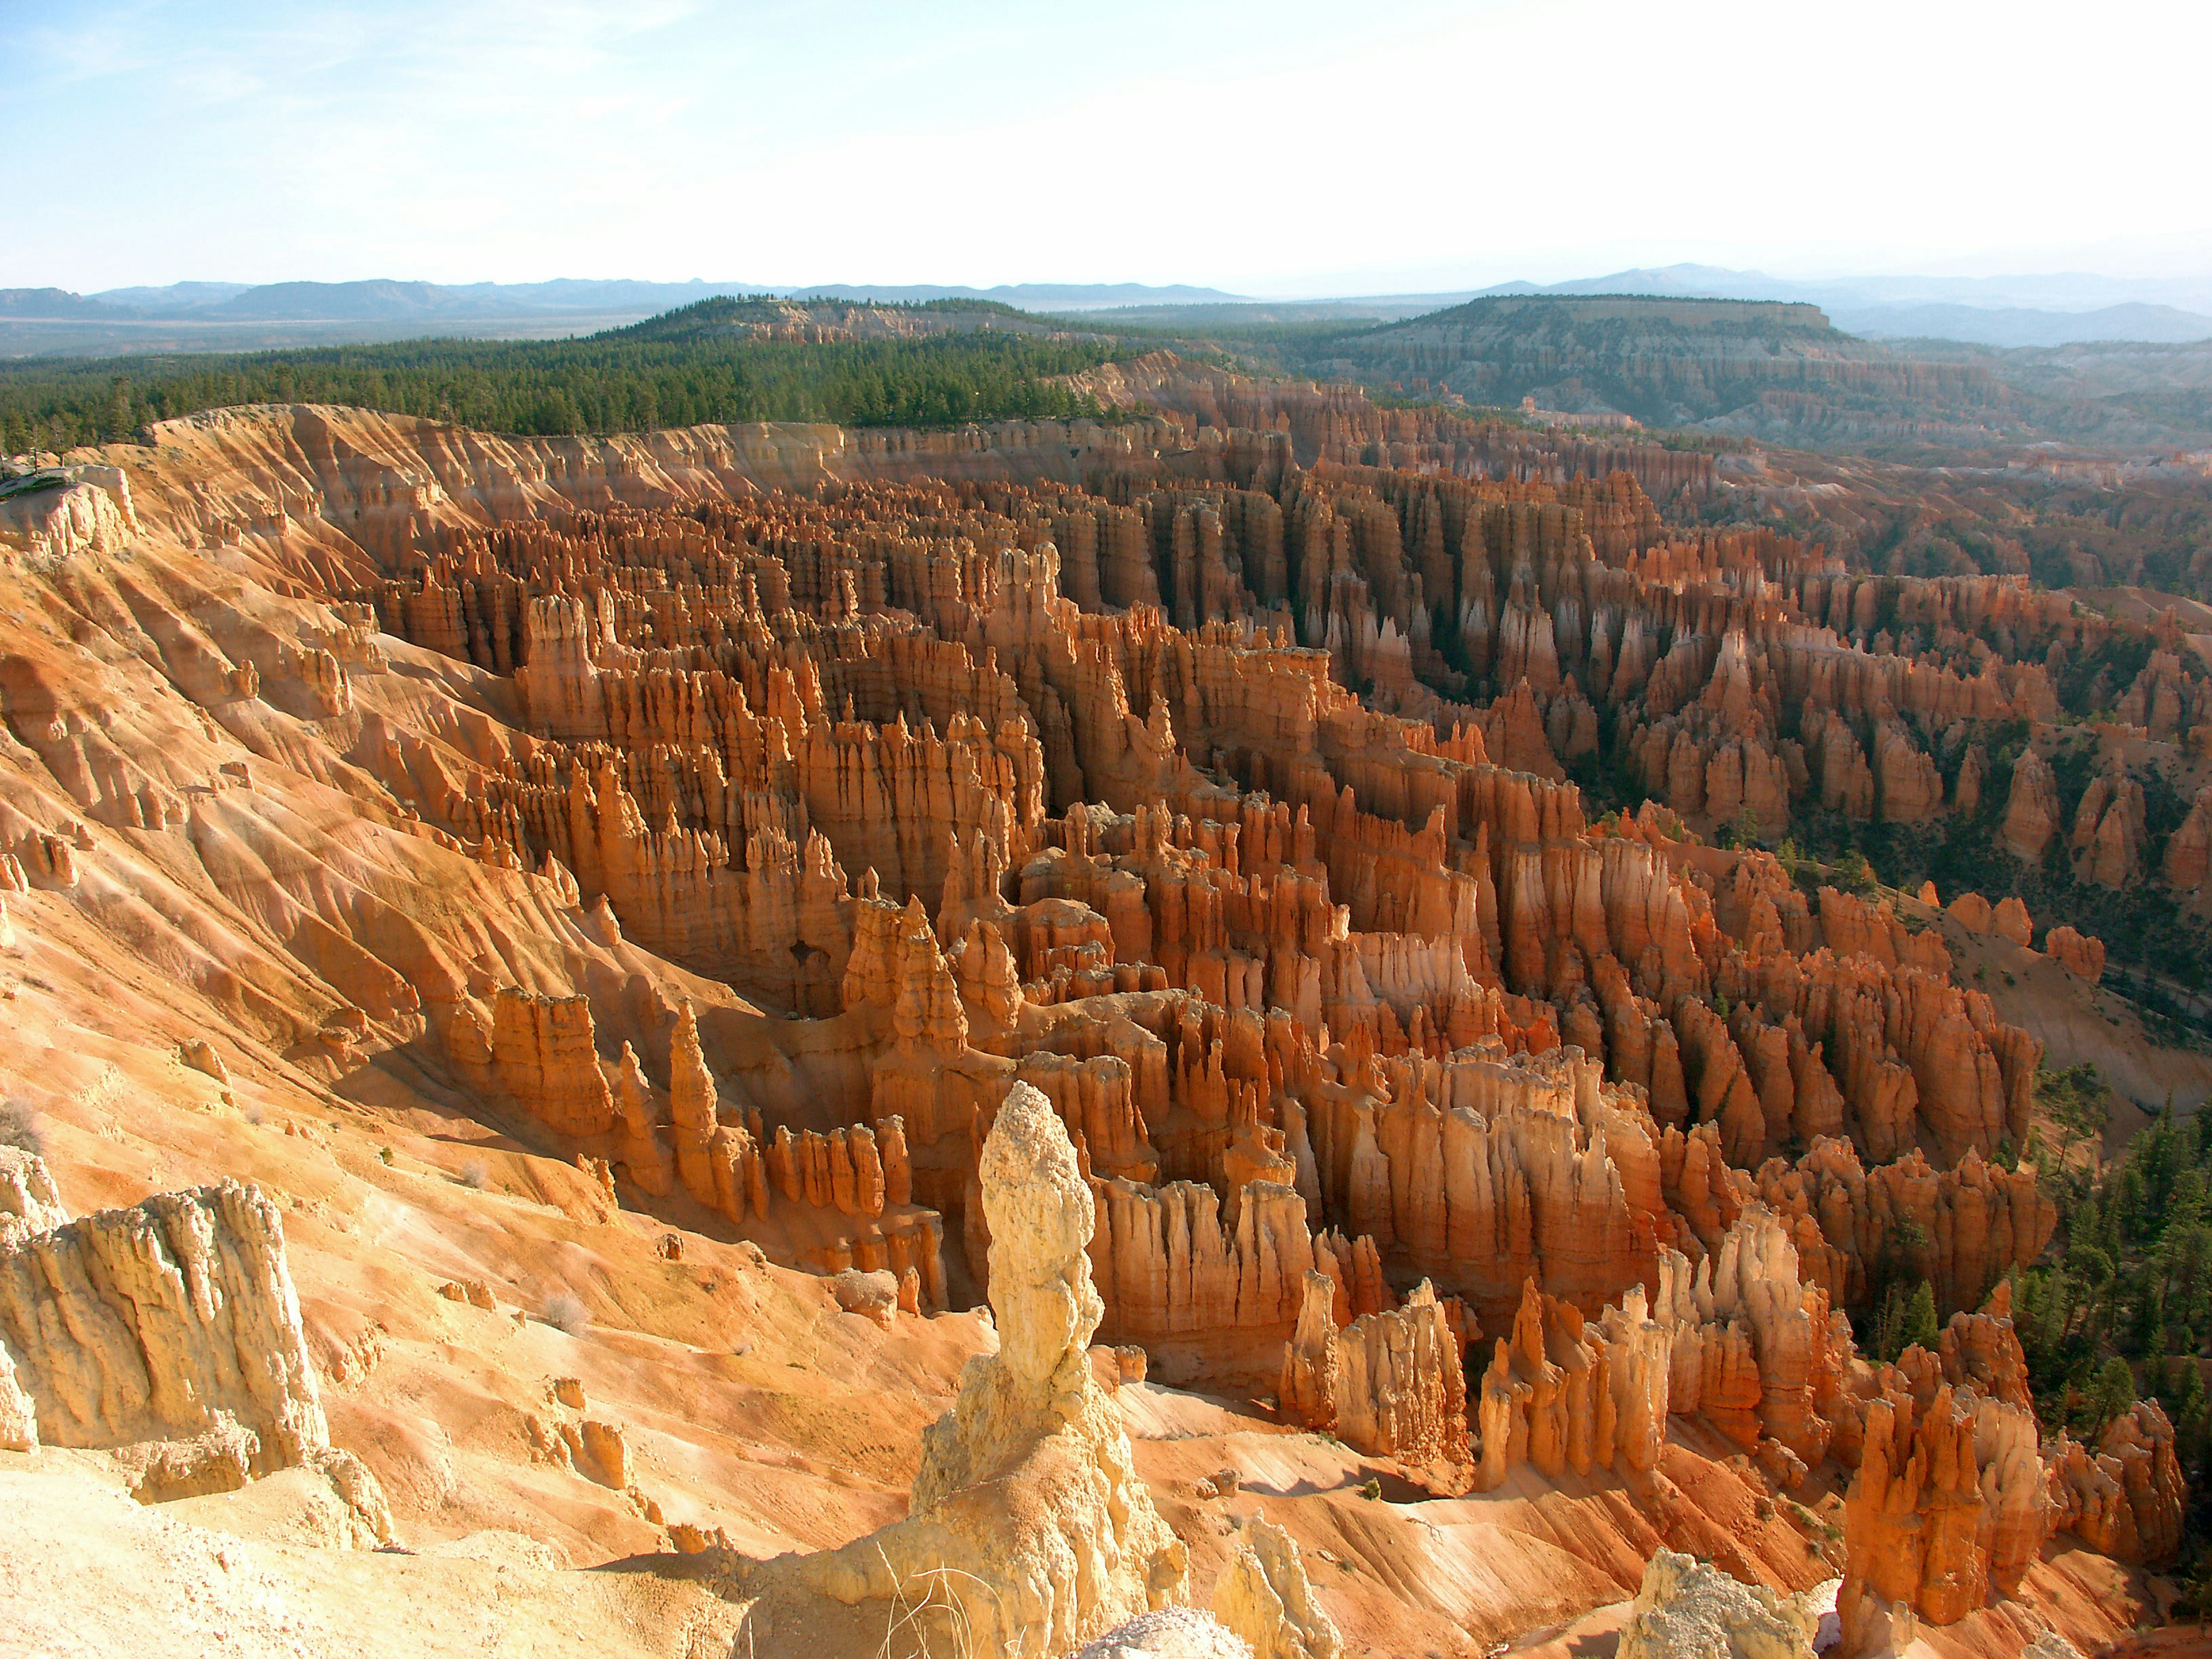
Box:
[6,0,2209,297]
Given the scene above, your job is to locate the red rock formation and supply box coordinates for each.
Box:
[1873,721,1943,823]
[1752,1135,2054,1315]
[1475,1276,1671,1490]
[2070,763,2147,888]
[1945,891,1994,934]
[1840,1368,2045,1639]
[2165,785,2212,889]
[2048,1401,2187,1567]
[2001,749,2061,861]
[1278,1270,1340,1431]
[1089,1175,1317,1386]
[1933,1282,2032,1410]
[2043,925,2105,982]
[1332,1281,1472,1476]
[1647,1207,1850,1464]
[490,988,615,1136]
[668,998,719,1201]
[2,392,2173,1645]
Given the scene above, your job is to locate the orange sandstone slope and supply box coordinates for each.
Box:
[0,400,2187,1657]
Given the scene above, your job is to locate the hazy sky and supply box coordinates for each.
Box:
[8,0,2208,295]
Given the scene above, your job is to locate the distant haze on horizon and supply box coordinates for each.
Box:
[8,0,2210,296]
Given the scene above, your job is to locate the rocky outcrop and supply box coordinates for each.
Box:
[1874,721,1943,824]
[0,1335,35,1451]
[1751,1137,2055,1317]
[489,988,615,1136]
[0,1168,389,1540]
[2001,749,2061,861]
[2042,925,2105,982]
[0,1177,327,1471]
[2165,785,2212,889]
[1933,1282,2031,1410]
[2069,763,2146,888]
[1211,1516,1341,1659]
[1615,1548,1816,1659]
[1325,1281,1471,1474]
[1725,947,2038,1170]
[668,997,721,1201]
[831,1267,900,1327]
[0,1146,67,1236]
[796,1082,1185,1656]
[1476,1277,1671,1490]
[1278,1271,1339,1431]
[2049,1400,2187,1567]
[1090,1174,1317,1385]
[1840,1363,2047,1642]
[1077,1609,1257,1659]
[1647,1207,1846,1465]
[3,391,2186,1648]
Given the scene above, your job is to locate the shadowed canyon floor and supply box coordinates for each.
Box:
[2,388,2208,1657]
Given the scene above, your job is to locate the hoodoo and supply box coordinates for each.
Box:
[6,74,2212,1642]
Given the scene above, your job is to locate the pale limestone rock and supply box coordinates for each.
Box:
[1616,1548,1817,1659]
[0,1146,66,1236]
[1211,1516,1341,1659]
[1834,1582,1917,1658]
[121,1411,259,1501]
[832,1267,900,1327]
[308,1445,396,1546]
[0,1179,326,1471]
[171,1452,395,1549]
[1075,1608,1256,1659]
[797,1081,1185,1657]
[0,1335,36,1450]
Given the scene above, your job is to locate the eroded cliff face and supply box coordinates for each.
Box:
[0,1148,393,1541]
[0,1168,327,1468]
[0,397,2184,1657]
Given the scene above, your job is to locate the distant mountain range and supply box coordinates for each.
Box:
[1,278,1245,323]
[0,279,1255,358]
[1085,267,2212,346]
[6,267,2212,359]
[1457,266,2212,347]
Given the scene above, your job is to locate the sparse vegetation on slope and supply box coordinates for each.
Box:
[2014,1073,2212,1554]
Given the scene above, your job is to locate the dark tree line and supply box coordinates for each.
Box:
[0,310,1122,455]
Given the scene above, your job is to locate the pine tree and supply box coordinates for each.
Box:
[1903,1282,1940,1356]
[2091,1357,2138,1431]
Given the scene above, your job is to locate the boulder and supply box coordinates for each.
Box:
[831,1267,900,1327]
[1615,1547,1816,1659]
